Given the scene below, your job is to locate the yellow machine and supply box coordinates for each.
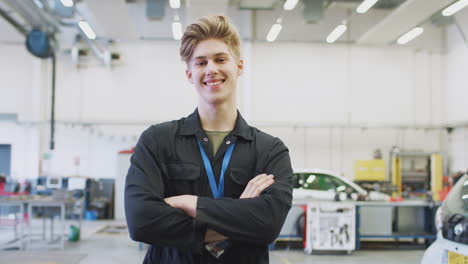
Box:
[390,152,443,201]
[354,160,386,182]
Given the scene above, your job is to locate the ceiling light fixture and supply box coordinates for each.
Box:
[356,0,379,14]
[172,22,183,40]
[326,24,347,43]
[397,27,424,45]
[60,0,74,7]
[78,21,96,40]
[283,0,299,10]
[442,0,468,16]
[266,23,282,42]
[169,0,181,9]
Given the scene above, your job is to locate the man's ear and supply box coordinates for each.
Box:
[237,59,244,76]
[186,68,194,84]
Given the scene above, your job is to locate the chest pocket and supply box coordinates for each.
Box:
[166,162,201,196]
[228,167,251,198]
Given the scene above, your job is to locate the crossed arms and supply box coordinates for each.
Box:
[124,129,293,252]
[164,173,275,243]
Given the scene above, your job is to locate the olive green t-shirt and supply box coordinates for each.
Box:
[205,131,230,154]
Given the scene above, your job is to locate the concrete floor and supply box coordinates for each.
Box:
[0,220,426,264]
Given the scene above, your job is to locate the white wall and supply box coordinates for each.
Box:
[445,25,468,124]
[446,10,468,124]
[0,39,450,180]
[0,45,32,116]
[54,41,197,123]
[250,43,444,126]
[448,128,468,172]
[0,122,40,180]
[38,124,139,179]
[0,44,43,180]
[251,43,445,177]
[445,12,468,172]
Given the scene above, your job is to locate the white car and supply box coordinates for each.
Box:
[292,168,390,201]
[421,173,468,264]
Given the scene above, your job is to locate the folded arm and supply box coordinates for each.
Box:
[165,139,293,245]
[165,174,276,242]
[124,129,206,252]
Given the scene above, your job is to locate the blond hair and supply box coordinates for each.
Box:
[180,15,241,63]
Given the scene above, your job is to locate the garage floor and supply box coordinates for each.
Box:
[0,220,425,264]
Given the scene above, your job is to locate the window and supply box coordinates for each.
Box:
[328,175,358,194]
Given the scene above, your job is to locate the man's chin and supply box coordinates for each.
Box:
[203,96,228,106]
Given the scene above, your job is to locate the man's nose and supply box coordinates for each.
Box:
[205,60,219,76]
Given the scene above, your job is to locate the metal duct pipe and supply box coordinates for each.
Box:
[0,6,28,36]
[4,0,58,31]
[5,0,112,65]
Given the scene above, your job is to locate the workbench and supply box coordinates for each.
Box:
[0,200,26,250]
[277,199,439,251]
[0,196,83,250]
[355,200,438,249]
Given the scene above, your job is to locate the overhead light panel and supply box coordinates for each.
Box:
[172,22,183,40]
[169,0,181,9]
[283,0,299,10]
[356,0,379,14]
[397,27,424,45]
[266,23,282,42]
[78,21,96,40]
[33,0,44,8]
[326,24,347,43]
[442,0,468,16]
[60,0,74,7]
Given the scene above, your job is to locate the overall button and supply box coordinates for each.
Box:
[226,141,231,145]
[203,138,208,142]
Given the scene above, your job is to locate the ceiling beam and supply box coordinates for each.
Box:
[84,0,139,41]
[357,0,454,45]
[186,0,230,25]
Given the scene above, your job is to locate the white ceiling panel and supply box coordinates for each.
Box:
[358,0,455,45]
[81,0,139,41]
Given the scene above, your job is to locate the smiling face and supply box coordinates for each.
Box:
[186,38,243,107]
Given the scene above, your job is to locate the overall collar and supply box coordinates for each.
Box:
[178,108,253,141]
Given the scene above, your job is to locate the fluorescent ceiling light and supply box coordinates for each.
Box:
[442,0,468,16]
[33,0,44,8]
[172,22,183,40]
[266,23,282,42]
[169,0,181,9]
[60,0,74,7]
[78,21,96,40]
[356,0,379,14]
[283,0,299,10]
[326,24,347,43]
[397,27,424,45]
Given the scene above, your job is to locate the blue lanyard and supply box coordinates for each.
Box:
[197,140,235,199]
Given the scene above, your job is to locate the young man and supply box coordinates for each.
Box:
[125,15,293,264]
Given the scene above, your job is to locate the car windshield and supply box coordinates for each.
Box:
[293,173,357,193]
[445,174,468,217]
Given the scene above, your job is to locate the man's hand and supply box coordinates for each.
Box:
[205,228,228,243]
[166,174,274,242]
[203,174,274,243]
[164,195,198,217]
[240,174,275,199]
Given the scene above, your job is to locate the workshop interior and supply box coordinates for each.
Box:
[0,0,468,263]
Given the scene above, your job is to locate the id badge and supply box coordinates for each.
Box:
[205,240,231,259]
